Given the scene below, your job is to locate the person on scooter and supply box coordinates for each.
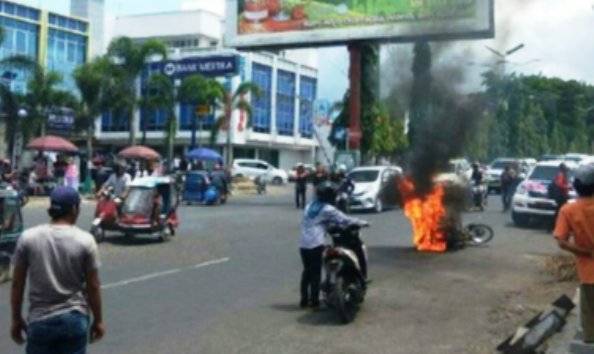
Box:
[99,162,131,200]
[210,163,229,201]
[299,182,368,309]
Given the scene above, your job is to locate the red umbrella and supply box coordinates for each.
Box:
[27,135,79,153]
[118,145,161,160]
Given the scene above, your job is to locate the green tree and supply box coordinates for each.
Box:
[177,74,224,148]
[140,73,176,170]
[25,68,78,138]
[73,57,113,187]
[214,82,260,164]
[106,37,168,145]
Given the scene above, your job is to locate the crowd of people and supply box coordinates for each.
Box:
[293,163,354,210]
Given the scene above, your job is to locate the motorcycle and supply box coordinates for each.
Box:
[255,175,267,195]
[322,223,368,324]
[335,191,351,214]
[90,187,121,243]
[471,182,488,211]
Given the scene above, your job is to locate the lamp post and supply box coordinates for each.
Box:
[485,43,526,76]
[12,108,28,169]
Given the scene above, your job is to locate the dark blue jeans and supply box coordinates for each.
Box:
[27,311,89,354]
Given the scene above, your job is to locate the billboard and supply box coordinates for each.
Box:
[225,0,494,49]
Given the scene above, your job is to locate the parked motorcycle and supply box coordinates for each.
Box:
[322,223,368,324]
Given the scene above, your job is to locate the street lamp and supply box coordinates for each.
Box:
[485,43,526,76]
[12,108,28,169]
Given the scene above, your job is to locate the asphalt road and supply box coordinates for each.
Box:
[0,188,567,353]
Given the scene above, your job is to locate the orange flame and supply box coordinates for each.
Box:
[399,178,447,253]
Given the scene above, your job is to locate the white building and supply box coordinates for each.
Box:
[70,0,105,57]
[98,9,320,170]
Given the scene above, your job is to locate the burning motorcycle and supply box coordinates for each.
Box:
[322,223,369,324]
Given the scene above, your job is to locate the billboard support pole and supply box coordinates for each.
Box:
[348,43,362,151]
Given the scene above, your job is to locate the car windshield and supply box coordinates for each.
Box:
[349,170,379,183]
[529,166,574,181]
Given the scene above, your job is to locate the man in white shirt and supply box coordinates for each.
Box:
[99,162,131,199]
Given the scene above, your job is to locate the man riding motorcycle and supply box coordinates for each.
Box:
[299,182,368,308]
[98,162,131,200]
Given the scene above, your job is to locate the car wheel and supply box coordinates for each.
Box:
[512,211,530,227]
[374,198,383,213]
[272,176,283,185]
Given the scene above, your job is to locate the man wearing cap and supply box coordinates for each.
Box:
[10,187,105,352]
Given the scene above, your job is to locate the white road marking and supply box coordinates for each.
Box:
[101,257,230,290]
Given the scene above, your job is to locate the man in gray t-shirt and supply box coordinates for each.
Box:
[10,187,105,353]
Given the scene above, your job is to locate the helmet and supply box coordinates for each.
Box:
[573,164,594,197]
[337,164,347,173]
[559,163,568,172]
[316,181,337,204]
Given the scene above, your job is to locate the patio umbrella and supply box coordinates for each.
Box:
[185,148,222,162]
[27,135,79,153]
[118,145,161,160]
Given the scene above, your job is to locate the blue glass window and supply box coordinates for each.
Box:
[251,63,271,133]
[101,111,129,132]
[47,29,87,92]
[276,70,295,136]
[299,76,316,138]
[140,108,167,131]
[4,3,14,15]
[16,5,26,18]
[179,104,214,131]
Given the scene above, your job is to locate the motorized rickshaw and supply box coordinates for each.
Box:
[117,177,179,242]
[182,171,221,205]
[0,187,25,283]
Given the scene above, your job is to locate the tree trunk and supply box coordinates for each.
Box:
[128,107,136,146]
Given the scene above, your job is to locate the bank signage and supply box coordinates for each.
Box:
[156,56,239,79]
[47,107,75,134]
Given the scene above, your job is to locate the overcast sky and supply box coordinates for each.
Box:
[24,0,594,101]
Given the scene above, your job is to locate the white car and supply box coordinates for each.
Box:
[511,160,577,226]
[485,158,518,194]
[231,159,288,185]
[348,166,402,213]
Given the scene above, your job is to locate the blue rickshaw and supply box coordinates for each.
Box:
[182,171,220,205]
[0,187,25,282]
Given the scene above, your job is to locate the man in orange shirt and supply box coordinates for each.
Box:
[554,164,594,343]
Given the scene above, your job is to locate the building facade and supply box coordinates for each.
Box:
[70,0,104,57]
[0,0,89,92]
[0,0,89,156]
[98,9,319,170]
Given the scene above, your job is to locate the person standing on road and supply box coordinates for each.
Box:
[10,186,105,353]
[551,163,571,219]
[299,182,368,309]
[554,165,594,344]
[294,164,308,209]
[500,165,516,212]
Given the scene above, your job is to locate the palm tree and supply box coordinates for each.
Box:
[106,37,168,145]
[177,74,224,149]
[25,68,76,137]
[213,82,260,164]
[140,73,176,170]
[0,54,40,156]
[73,57,113,189]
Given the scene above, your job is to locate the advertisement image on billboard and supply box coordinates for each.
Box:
[225,0,494,49]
